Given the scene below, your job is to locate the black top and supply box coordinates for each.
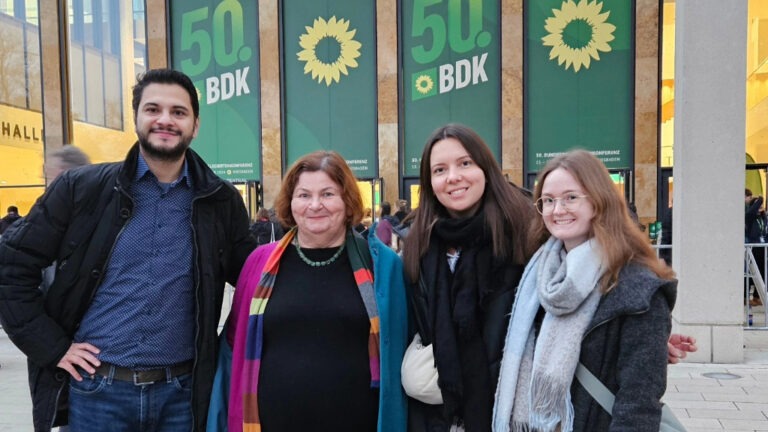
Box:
[258,244,378,432]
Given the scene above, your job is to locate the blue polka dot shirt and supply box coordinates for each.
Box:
[74,154,195,368]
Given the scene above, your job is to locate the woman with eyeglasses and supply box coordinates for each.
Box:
[493,150,676,431]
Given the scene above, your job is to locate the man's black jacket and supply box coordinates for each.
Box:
[0,144,256,431]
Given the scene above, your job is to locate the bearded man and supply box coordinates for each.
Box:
[0,69,257,432]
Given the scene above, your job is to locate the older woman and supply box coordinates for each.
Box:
[209,151,408,432]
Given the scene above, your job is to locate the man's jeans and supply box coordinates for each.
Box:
[68,366,192,432]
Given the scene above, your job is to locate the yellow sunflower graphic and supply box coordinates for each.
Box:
[297,16,362,86]
[415,75,434,95]
[541,0,616,73]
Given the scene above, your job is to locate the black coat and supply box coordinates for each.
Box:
[407,247,524,431]
[0,144,256,431]
[745,196,765,243]
[571,263,676,432]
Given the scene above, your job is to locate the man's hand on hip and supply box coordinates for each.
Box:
[57,342,101,381]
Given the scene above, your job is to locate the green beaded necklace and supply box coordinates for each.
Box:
[293,235,346,267]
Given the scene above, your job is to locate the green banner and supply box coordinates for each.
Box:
[169,0,261,181]
[401,0,501,177]
[526,0,633,171]
[282,0,378,178]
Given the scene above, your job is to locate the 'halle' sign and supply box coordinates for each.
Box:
[1,121,42,142]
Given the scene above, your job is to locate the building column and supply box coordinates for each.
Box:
[146,0,168,69]
[377,0,399,205]
[673,0,747,363]
[259,0,282,208]
[39,0,68,150]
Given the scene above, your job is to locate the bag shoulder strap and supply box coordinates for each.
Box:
[576,363,687,432]
[575,363,615,413]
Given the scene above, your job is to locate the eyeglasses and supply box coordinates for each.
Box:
[535,193,588,215]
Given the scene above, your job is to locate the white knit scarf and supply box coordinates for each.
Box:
[493,237,605,432]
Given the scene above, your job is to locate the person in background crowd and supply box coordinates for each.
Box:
[746,189,765,244]
[40,145,92,294]
[659,203,673,266]
[745,188,765,306]
[394,199,410,223]
[249,207,285,247]
[39,145,92,432]
[627,201,646,232]
[208,150,407,432]
[494,150,676,431]
[0,206,22,235]
[44,145,92,185]
[401,124,537,431]
[376,201,397,248]
[354,208,374,239]
[0,68,256,432]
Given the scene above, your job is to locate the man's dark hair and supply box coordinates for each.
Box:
[380,201,391,216]
[7,206,18,213]
[132,69,199,119]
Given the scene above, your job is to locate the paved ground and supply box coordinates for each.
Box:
[0,331,33,431]
[3,330,768,431]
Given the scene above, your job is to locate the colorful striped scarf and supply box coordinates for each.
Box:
[240,228,380,432]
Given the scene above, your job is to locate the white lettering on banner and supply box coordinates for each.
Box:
[439,64,454,94]
[206,66,251,105]
[472,53,488,83]
[455,59,471,90]
[437,53,489,95]
[210,162,254,169]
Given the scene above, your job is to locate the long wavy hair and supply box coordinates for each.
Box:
[529,150,675,292]
[274,151,364,229]
[402,124,536,283]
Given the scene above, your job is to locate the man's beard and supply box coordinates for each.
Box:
[137,129,193,162]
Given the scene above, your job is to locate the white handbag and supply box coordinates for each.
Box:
[401,333,443,405]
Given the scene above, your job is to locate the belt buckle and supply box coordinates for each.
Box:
[133,370,155,385]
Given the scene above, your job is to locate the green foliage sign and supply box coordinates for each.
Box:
[170,0,262,181]
[401,0,501,177]
[282,0,378,178]
[526,0,633,171]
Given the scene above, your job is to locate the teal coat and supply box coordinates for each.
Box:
[207,224,409,432]
[367,223,410,432]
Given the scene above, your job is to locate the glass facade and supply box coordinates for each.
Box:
[0,1,146,217]
[0,0,44,214]
[68,0,146,164]
[661,0,766,201]
[662,0,768,167]
[660,1,674,169]
[747,0,768,165]
[69,0,119,128]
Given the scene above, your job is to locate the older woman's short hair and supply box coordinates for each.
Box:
[274,151,364,228]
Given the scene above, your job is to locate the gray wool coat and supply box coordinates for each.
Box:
[571,263,676,432]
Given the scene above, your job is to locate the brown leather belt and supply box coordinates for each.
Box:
[93,360,193,385]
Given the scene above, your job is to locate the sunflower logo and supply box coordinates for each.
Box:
[541,0,616,73]
[414,75,434,95]
[297,16,362,86]
[410,68,437,101]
